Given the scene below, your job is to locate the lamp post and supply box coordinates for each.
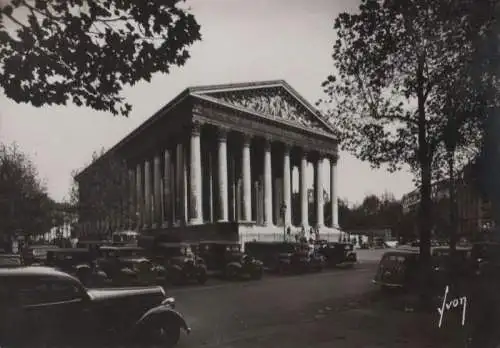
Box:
[280,203,287,241]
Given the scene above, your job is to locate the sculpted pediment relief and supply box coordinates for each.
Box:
[195,86,332,135]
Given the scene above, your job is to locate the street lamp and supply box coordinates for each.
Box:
[280,203,287,241]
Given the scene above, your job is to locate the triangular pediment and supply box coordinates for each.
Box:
[189,80,335,136]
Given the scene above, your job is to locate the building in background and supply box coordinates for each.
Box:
[401,161,493,240]
[75,80,341,244]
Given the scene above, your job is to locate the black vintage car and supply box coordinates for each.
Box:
[21,244,60,265]
[98,246,165,286]
[150,242,207,285]
[0,267,189,347]
[245,241,325,274]
[196,241,263,280]
[372,248,421,291]
[0,254,22,268]
[315,241,357,267]
[373,246,473,292]
[45,248,108,287]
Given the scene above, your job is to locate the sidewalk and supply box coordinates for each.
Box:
[212,292,466,348]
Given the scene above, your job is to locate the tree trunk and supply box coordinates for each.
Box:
[447,149,458,252]
[416,54,433,307]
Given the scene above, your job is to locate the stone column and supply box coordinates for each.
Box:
[300,151,309,228]
[128,168,135,229]
[135,163,143,229]
[144,159,152,228]
[315,155,325,228]
[163,149,172,226]
[189,121,203,225]
[330,154,339,228]
[283,145,292,227]
[175,143,185,225]
[242,134,252,221]
[263,139,273,226]
[153,154,161,228]
[218,128,229,221]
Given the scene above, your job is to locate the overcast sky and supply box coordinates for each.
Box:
[0,0,414,205]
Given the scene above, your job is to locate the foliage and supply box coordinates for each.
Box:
[0,0,201,116]
[338,194,405,237]
[318,0,497,264]
[76,148,131,232]
[0,142,54,239]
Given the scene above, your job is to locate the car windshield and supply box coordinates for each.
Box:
[225,245,240,252]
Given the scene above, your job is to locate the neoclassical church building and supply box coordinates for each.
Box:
[75,80,341,244]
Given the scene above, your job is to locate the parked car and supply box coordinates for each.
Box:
[150,242,207,285]
[45,248,108,287]
[0,266,189,347]
[315,240,357,267]
[245,241,324,274]
[373,246,473,292]
[196,241,263,280]
[112,230,140,246]
[0,254,22,268]
[21,244,60,265]
[471,241,500,274]
[372,248,420,291]
[98,246,165,286]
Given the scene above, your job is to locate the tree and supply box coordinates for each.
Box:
[0,0,201,116]
[318,0,495,289]
[0,142,54,247]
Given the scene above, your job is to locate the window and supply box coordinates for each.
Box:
[17,278,83,306]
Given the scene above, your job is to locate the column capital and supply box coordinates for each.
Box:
[263,137,272,151]
[242,133,253,146]
[191,120,204,135]
[217,127,229,141]
[283,143,291,154]
[328,153,339,165]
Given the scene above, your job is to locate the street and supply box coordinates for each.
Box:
[170,262,379,348]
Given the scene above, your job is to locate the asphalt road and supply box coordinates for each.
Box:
[170,262,379,348]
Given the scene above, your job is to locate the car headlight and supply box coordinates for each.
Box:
[162,297,175,308]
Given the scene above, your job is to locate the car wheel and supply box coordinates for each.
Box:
[225,265,238,280]
[149,323,180,348]
[251,268,263,280]
[197,270,208,285]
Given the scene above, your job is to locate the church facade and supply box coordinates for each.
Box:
[75,80,341,243]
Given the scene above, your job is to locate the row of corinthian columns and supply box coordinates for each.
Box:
[131,122,339,230]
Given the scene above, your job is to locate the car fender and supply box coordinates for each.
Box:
[169,264,183,272]
[75,264,91,271]
[136,305,190,334]
[196,263,207,272]
[227,262,242,269]
[120,267,136,275]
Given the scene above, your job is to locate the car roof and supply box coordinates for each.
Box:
[199,240,240,245]
[100,246,144,251]
[0,266,80,280]
[48,248,89,253]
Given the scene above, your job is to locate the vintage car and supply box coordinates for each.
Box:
[112,230,140,246]
[196,241,263,280]
[45,248,108,287]
[373,246,473,292]
[0,254,22,268]
[21,244,60,265]
[0,267,189,347]
[150,242,207,285]
[245,241,325,274]
[372,248,421,291]
[98,246,165,286]
[471,241,500,273]
[315,240,357,267]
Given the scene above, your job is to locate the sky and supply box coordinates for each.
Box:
[0,0,415,206]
